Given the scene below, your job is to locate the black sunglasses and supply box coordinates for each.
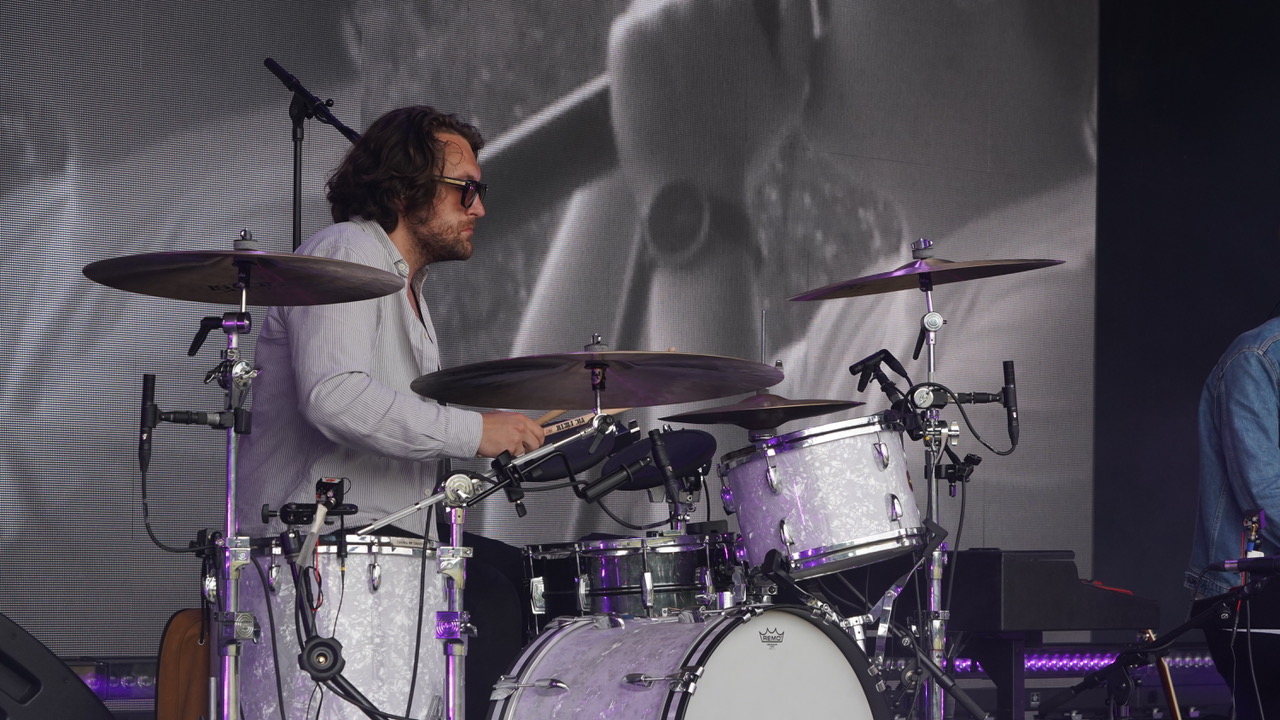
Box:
[434,175,488,209]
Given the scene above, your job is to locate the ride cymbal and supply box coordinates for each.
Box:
[83,250,404,306]
[790,257,1063,301]
[661,393,863,431]
[410,351,784,410]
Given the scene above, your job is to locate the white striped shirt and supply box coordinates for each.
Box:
[237,218,483,535]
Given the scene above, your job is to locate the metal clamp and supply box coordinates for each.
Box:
[437,545,474,588]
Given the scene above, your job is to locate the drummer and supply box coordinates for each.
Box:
[237,105,545,719]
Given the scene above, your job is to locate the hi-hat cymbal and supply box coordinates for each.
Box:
[790,257,1064,301]
[661,392,863,431]
[83,250,404,306]
[410,351,784,410]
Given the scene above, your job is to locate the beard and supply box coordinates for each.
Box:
[407,214,474,265]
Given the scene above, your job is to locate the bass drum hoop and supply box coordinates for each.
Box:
[491,605,893,720]
[664,606,891,720]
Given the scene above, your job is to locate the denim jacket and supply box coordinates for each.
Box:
[1186,316,1280,598]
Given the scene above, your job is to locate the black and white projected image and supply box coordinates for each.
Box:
[476,1,1099,575]
[0,0,1096,677]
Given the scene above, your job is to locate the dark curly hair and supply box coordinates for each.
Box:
[326,105,484,232]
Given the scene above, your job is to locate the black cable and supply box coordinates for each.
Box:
[942,478,967,666]
[251,554,288,720]
[404,505,435,717]
[1244,600,1264,720]
[596,497,674,530]
[139,468,212,554]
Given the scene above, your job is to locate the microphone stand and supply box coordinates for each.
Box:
[262,58,361,250]
[1035,583,1264,719]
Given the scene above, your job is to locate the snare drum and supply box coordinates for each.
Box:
[526,534,744,622]
[719,414,924,579]
[240,534,446,720]
[489,605,890,719]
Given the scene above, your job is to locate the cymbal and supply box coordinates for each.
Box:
[661,392,863,431]
[83,250,404,306]
[410,351,784,410]
[789,257,1064,301]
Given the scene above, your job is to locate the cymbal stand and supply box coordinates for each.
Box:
[581,334,687,529]
[910,238,959,720]
[198,233,259,720]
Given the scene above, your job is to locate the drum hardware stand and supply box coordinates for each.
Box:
[1034,584,1264,720]
[356,413,622,720]
[265,527,388,720]
[138,231,262,720]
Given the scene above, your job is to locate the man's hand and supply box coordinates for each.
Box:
[477,411,546,458]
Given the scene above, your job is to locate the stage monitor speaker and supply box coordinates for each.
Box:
[0,610,113,720]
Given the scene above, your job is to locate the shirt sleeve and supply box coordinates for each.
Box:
[1217,348,1280,534]
[272,235,483,461]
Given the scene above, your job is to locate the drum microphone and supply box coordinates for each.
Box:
[139,374,157,473]
[1210,556,1280,574]
[1002,360,1019,445]
[577,456,653,503]
[849,349,910,389]
[649,430,684,506]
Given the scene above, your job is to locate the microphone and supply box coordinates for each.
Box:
[264,57,305,94]
[577,456,653,503]
[1002,360,1019,444]
[849,349,890,390]
[1210,556,1280,574]
[139,374,157,473]
[649,430,683,507]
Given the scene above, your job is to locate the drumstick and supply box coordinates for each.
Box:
[544,408,631,435]
[536,409,568,425]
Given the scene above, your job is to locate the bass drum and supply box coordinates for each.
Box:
[489,605,889,720]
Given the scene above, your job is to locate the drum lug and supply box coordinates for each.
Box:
[778,519,795,549]
[266,559,279,594]
[529,576,546,614]
[719,484,736,514]
[593,614,626,630]
[576,573,590,613]
[765,452,781,494]
[695,566,713,599]
[887,493,905,523]
[874,441,891,470]
[203,573,219,604]
[624,666,704,693]
[490,675,570,701]
[368,557,382,592]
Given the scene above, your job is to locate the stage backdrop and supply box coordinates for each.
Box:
[0,0,1097,663]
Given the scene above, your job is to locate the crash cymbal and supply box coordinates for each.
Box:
[83,250,404,306]
[789,257,1063,301]
[661,392,863,431]
[410,351,784,410]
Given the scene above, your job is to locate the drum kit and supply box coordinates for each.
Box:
[83,234,1062,720]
